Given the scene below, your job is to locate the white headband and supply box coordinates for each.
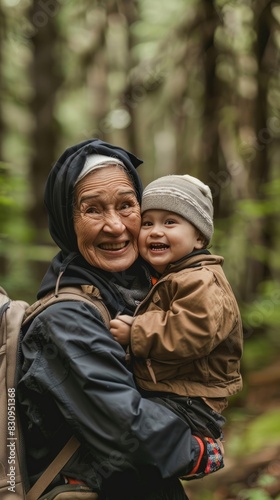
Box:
[75,154,125,184]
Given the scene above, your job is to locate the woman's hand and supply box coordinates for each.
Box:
[110,315,134,345]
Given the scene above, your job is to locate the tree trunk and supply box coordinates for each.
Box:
[199,0,221,215]
[117,0,140,155]
[242,2,274,298]
[86,7,109,142]
[27,0,62,281]
[28,0,62,237]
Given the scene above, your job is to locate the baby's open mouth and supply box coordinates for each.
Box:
[149,243,169,251]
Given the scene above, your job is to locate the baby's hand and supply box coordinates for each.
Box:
[110,315,133,346]
[115,314,134,326]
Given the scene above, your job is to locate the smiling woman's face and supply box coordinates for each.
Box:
[73,166,141,272]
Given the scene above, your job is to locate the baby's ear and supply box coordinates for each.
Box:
[194,231,207,250]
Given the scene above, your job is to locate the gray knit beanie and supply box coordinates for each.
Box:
[141,174,214,242]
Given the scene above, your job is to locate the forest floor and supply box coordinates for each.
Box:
[183,360,280,500]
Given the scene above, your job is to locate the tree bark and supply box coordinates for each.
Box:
[27,0,62,282]
[28,0,62,237]
[242,2,274,298]
[199,0,221,214]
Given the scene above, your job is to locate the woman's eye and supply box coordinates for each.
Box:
[85,206,98,214]
[120,201,136,213]
[121,202,131,210]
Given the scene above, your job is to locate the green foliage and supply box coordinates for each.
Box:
[242,337,275,372]
[0,164,27,230]
[236,471,280,500]
[242,281,280,331]
[243,409,280,453]
[0,165,55,300]
[238,179,280,218]
[238,489,272,500]
[225,408,280,461]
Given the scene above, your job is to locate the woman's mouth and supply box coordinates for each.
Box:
[98,241,129,251]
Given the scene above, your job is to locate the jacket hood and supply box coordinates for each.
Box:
[44,138,143,256]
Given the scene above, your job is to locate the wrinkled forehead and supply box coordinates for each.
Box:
[74,164,137,203]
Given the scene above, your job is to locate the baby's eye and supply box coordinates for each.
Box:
[165,219,176,225]
[142,221,152,227]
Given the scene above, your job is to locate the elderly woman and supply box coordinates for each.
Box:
[17,139,224,500]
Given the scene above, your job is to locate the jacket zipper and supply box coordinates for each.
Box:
[134,278,165,316]
[146,358,157,384]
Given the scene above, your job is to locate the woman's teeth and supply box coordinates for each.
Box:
[100,242,127,250]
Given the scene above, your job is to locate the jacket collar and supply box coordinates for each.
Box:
[161,249,224,276]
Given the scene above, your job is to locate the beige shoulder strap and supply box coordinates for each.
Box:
[26,435,81,500]
[23,285,111,329]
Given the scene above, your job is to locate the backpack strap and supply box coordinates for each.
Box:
[22,285,111,499]
[23,285,111,329]
[0,288,30,498]
[26,435,81,500]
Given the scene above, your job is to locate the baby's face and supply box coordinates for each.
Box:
[138,209,204,273]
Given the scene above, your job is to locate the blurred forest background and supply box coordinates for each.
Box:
[0,0,280,498]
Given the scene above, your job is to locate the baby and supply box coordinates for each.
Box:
[110,174,243,447]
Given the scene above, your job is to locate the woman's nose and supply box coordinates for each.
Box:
[103,213,126,234]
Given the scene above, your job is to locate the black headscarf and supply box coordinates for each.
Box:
[38,139,150,313]
[44,138,143,256]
